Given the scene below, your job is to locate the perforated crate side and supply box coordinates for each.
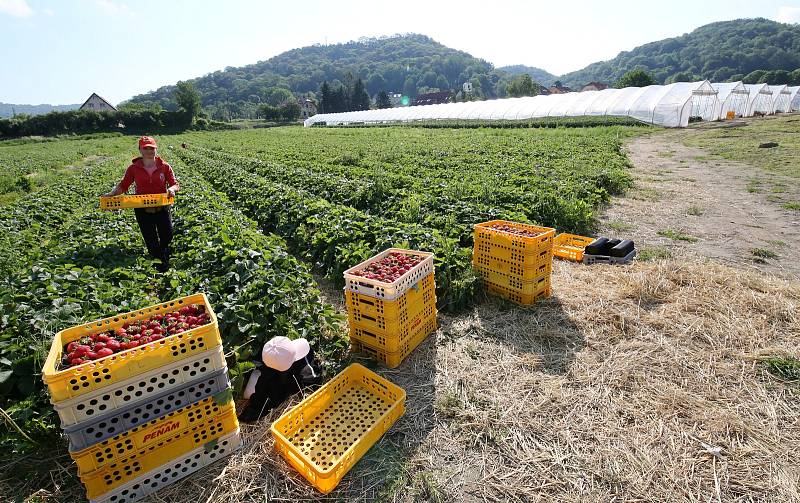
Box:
[55,346,226,429]
[81,409,239,499]
[99,193,174,210]
[343,248,434,300]
[70,386,234,473]
[472,251,552,281]
[89,430,241,503]
[350,315,437,368]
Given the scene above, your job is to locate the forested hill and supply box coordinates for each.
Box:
[128,34,521,118]
[560,18,800,88]
[0,102,80,118]
[497,65,557,87]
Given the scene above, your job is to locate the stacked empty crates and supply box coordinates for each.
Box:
[41,293,240,503]
[473,220,556,305]
[344,248,437,368]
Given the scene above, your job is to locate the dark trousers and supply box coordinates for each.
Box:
[134,208,173,260]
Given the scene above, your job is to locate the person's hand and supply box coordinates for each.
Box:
[102,192,114,198]
[167,188,176,198]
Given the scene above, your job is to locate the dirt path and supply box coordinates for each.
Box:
[599,130,800,279]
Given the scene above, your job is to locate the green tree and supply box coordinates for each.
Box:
[615,69,656,88]
[262,87,294,106]
[319,81,332,113]
[376,91,392,109]
[174,81,202,123]
[350,78,371,111]
[279,101,301,122]
[258,103,281,122]
[505,74,540,97]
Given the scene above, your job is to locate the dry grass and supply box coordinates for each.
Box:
[4,259,799,502]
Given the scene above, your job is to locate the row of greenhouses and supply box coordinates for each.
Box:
[304,81,800,128]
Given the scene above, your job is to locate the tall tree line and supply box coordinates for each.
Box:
[318,76,371,114]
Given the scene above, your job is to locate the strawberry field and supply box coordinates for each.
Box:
[0,125,640,455]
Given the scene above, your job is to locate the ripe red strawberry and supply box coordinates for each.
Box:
[96,348,113,358]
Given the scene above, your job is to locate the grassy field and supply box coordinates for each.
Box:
[1,122,798,502]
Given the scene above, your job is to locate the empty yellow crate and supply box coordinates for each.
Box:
[350,314,437,368]
[81,406,239,499]
[553,233,594,262]
[70,389,234,475]
[345,273,435,320]
[271,364,405,494]
[472,251,552,281]
[99,193,174,210]
[486,277,552,305]
[42,293,221,403]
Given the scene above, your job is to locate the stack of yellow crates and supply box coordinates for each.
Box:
[41,293,240,503]
[472,220,556,305]
[344,248,437,368]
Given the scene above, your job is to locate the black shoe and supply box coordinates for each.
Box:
[237,404,264,423]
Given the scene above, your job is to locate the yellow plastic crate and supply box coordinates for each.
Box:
[70,389,234,475]
[271,363,405,494]
[475,267,551,295]
[42,293,221,403]
[485,277,552,305]
[90,430,241,503]
[344,248,435,300]
[345,273,435,320]
[349,301,437,354]
[472,251,552,281]
[99,193,174,210]
[473,220,555,260]
[81,406,239,499]
[553,233,595,262]
[346,281,436,343]
[350,314,437,368]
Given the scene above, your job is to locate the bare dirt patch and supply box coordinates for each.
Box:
[599,130,800,279]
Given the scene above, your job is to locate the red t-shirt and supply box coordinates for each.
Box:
[119,157,178,195]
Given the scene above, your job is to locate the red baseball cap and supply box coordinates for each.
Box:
[138,136,157,149]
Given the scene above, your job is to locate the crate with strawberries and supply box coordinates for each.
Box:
[344,248,437,367]
[59,304,211,368]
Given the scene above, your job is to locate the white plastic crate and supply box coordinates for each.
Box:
[89,429,241,503]
[54,346,226,428]
[343,248,434,300]
[66,368,230,451]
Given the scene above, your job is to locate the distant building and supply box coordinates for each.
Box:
[412,91,453,106]
[581,82,608,92]
[298,97,317,119]
[388,93,404,107]
[79,93,117,111]
[547,84,572,94]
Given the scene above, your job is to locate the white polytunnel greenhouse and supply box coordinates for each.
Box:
[767,84,792,113]
[744,83,774,116]
[712,82,749,119]
[790,86,800,111]
[304,80,798,128]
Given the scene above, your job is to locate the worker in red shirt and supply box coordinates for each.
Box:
[104,136,180,272]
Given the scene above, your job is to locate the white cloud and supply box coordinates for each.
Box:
[42,8,54,16]
[95,0,131,15]
[0,0,33,17]
[777,6,800,23]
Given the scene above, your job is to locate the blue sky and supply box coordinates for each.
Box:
[1,0,799,105]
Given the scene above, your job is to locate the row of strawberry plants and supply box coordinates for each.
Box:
[171,151,478,312]
[181,126,635,234]
[0,150,342,452]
